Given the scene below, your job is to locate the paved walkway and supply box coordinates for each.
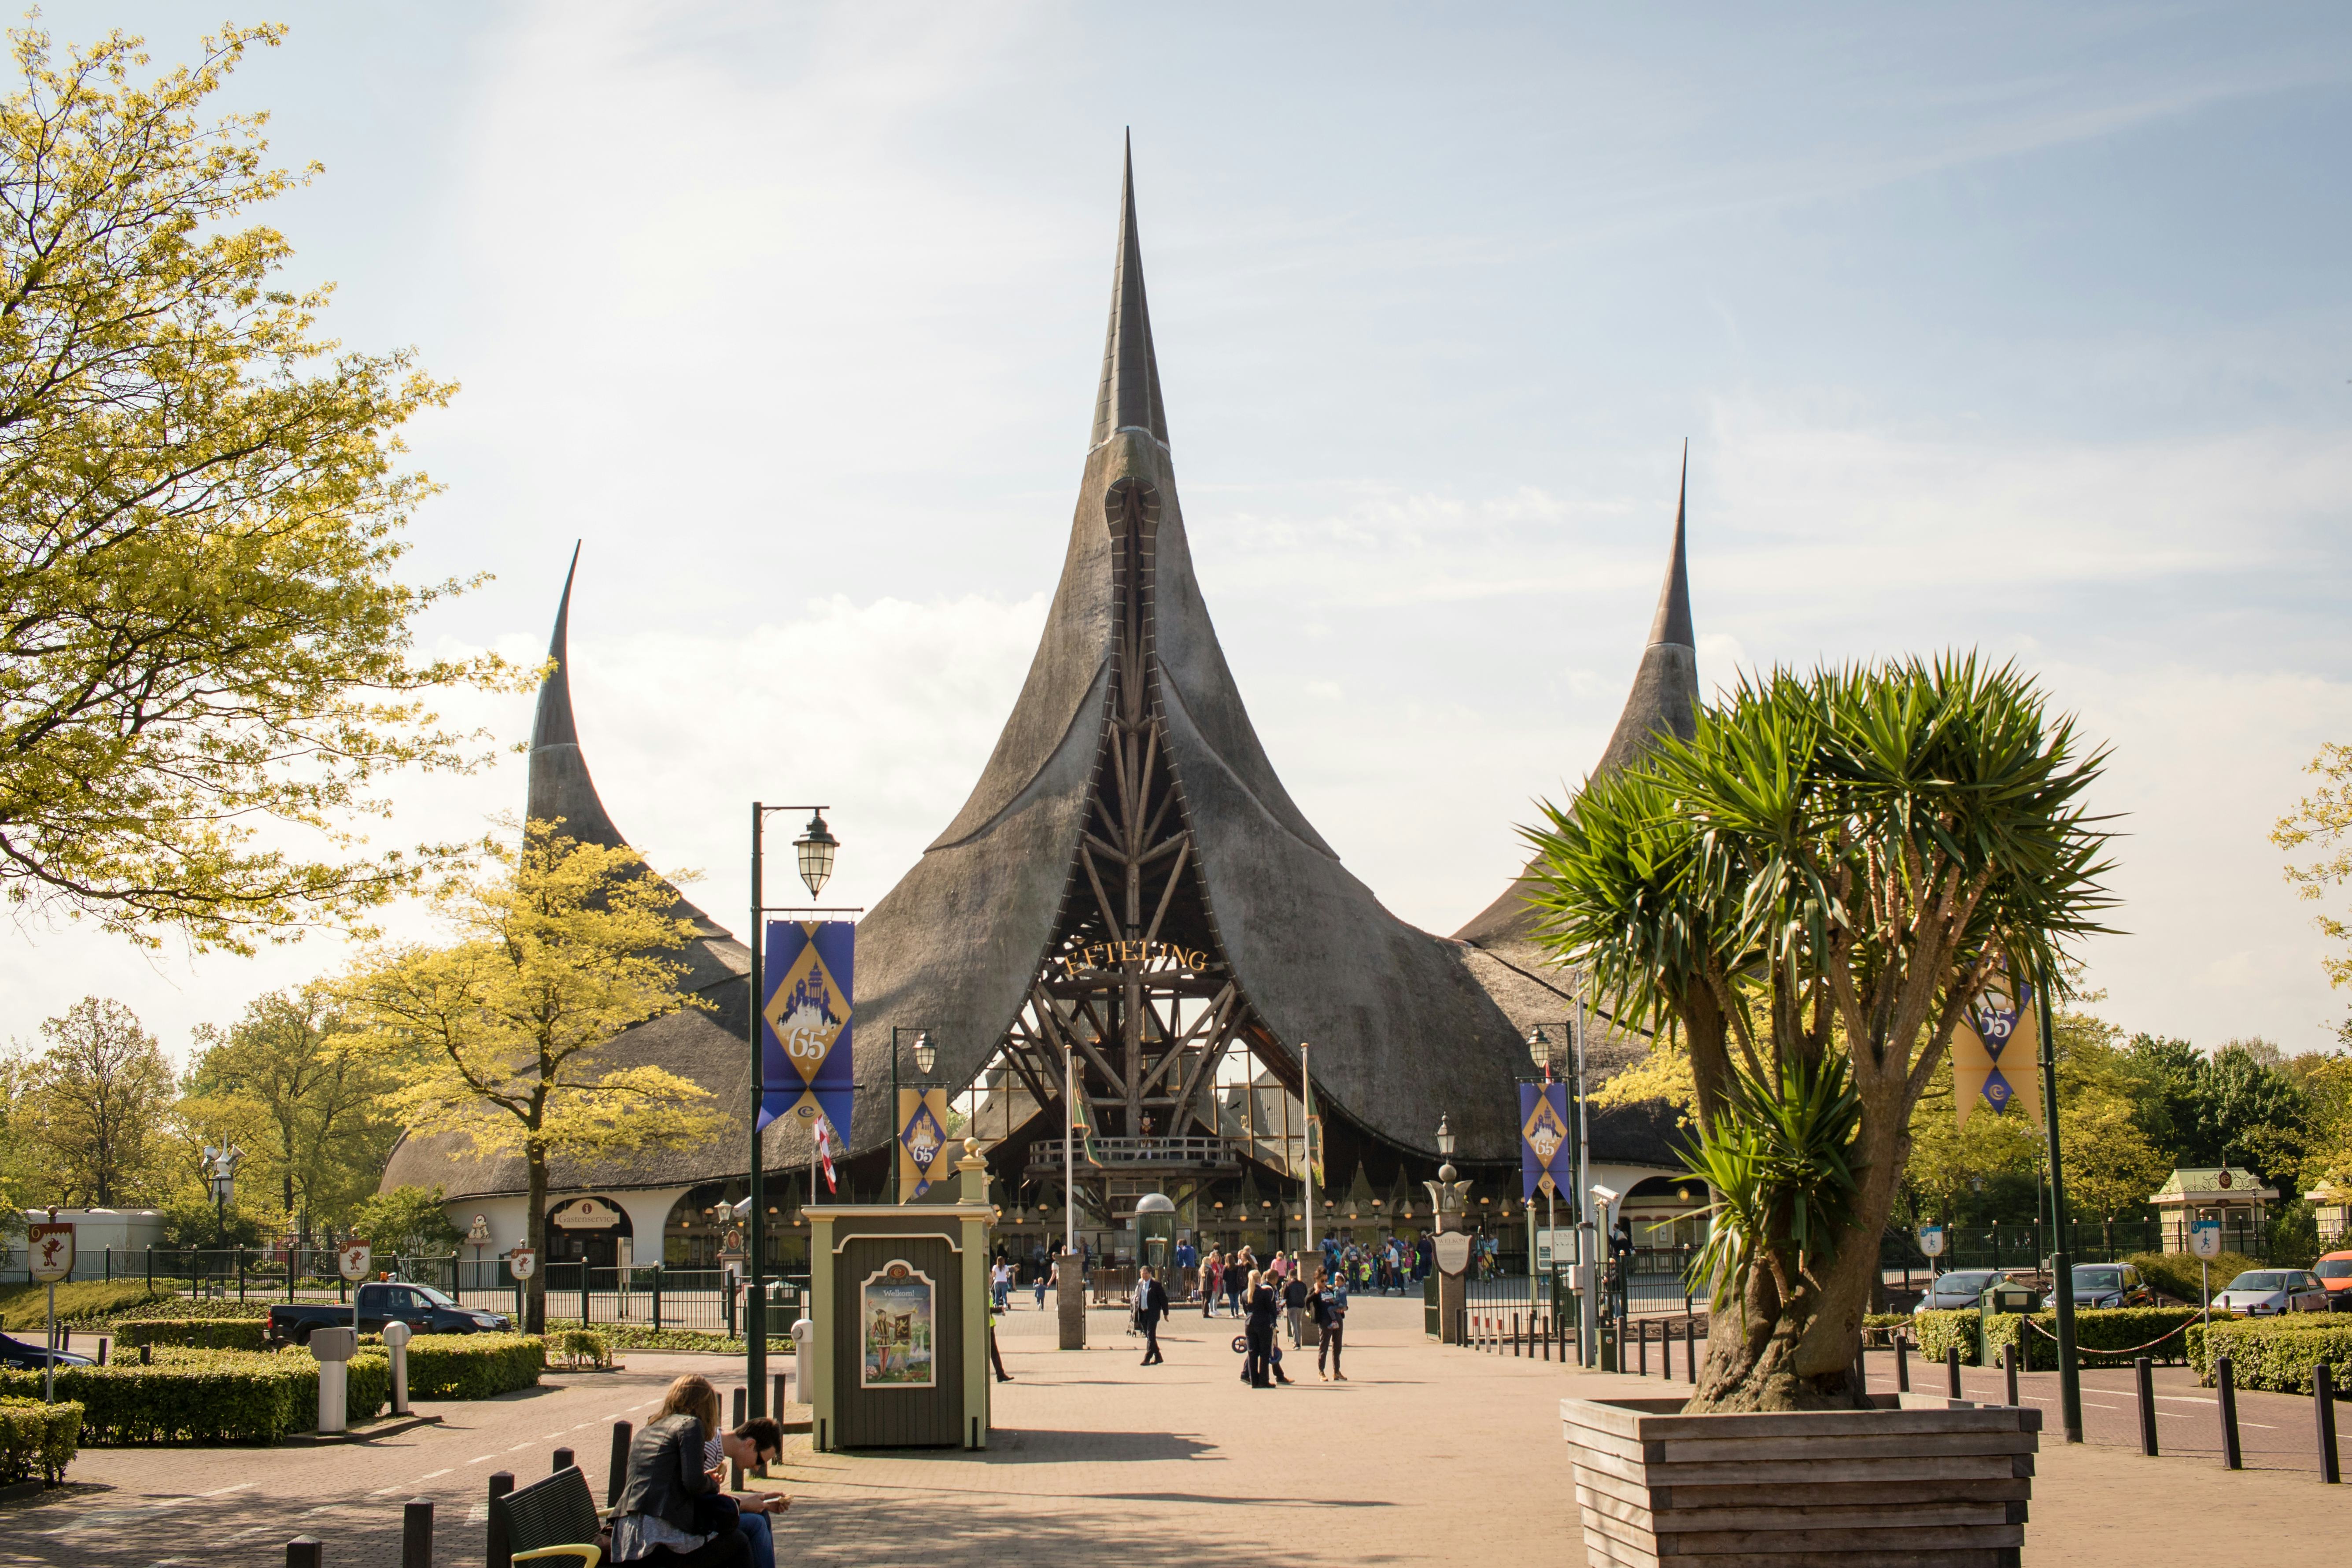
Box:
[1,1296,2343,1564]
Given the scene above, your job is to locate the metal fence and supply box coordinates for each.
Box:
[1889,1219,2268,1271]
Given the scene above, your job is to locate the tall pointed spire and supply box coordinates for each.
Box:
[1454,451,1702,945]
[530,542,583,753]
[1089,131,1169,450]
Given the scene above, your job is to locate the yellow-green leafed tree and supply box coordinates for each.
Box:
[338,822,724,1332]
[0,22,519,954]
[2278,742,2352,992]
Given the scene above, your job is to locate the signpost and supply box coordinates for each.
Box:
[1920,1223,1946,1282]
[26,1221,73,1403]
[338,1240,373,1284]
[2190,1216,2222,1317]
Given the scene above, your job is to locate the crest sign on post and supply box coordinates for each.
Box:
[508,1246,538,1280]
[1519,1083,1573,1200]
[760,920,857,1146]
[1434,1232,1473,1277]
[337,1241,373,1282]
[1951,968,2043,1128]
[26,1223,73,1284]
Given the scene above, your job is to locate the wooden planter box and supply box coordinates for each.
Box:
[1561,1393,2038,1568]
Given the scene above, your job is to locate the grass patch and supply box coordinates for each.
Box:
[0,1280,175,1331]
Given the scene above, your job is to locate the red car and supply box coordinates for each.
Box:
[2316,1251,2352,1299]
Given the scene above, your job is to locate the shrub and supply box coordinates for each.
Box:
[2128,1251,2263,1307]
[0,1280,175,1331]
[117,1319,272,1352]
[1913,1309,1981,1366]
[0,1349,387,1443]
[1983,1307,2207,1370]
[0,1398,81,1483]
[402,1334,544,1400]
[542,1319,742,1354]
[552,1329,610,1369]
[2189,1315,2352,1393]
[105,1296,273,1324]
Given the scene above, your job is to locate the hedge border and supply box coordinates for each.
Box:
[0,1350,388,1444]
[0,1398,81,1483]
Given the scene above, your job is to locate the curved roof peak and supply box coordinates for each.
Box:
[1647,441,1694,649]
[530,542,583,752]
[1089,131,1169,451]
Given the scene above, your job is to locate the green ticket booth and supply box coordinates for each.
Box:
[805,1139,995,1450]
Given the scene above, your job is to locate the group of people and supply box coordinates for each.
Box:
[606,1373,789,1568]
[1128,1247,1350,1386]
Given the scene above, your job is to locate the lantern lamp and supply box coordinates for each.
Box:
[913,1030,938,1076]
[794,811,839,898]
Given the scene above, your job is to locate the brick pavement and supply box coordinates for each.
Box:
[1,1295,2344,1565]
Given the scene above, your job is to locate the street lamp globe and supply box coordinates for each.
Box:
[912,1030,938,1077]
[1435,1114,1455,1159]
[1526,1028,1547,1068]
[794,811,839,898]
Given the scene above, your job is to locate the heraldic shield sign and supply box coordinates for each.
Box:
[898,1087,953,1200]
[1520,1082,1573,1200]
[761,919,857,1142]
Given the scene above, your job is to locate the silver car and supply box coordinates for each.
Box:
[2212,1269,2330,1316]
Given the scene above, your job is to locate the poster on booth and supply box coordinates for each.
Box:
[338,1241,373,1281]
[26,1223,73,1283]
[760,921,856,1149]
[859,1261,936,1388]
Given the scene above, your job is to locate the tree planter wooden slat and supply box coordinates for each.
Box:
[1562,1393,2039,1568]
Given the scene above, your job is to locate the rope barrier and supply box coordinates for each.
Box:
[2021,1313,2201,1356]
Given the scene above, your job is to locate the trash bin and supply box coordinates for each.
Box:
[1597,1318,1621,1374]
[1977,1277,2040,1365]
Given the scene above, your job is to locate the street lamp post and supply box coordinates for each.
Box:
[890,1027,939,1202]
[1424,1116,1472,1343]
[746,803,838,1420]
[203,1143,243,1288]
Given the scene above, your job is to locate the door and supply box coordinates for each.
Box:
[834,1234,962,1448]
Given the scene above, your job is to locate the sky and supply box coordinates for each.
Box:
[14,2,2352,1065]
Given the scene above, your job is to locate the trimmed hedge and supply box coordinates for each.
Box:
[0,1398,81,1483]
[118,1318,272,1352]
[403,1334,544,1400]
[542,1319,742,1355]
[2190,1315,2352,1394]
[1913,1309,1982,1365]
[0,1349,388,1444]
[1988,1307,2206,1370]
[107,1298,273,1323]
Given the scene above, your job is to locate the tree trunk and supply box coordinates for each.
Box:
[524,1144,548,1336]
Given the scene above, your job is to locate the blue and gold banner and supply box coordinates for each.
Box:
[1952,967,2042,1129]
[897,1087,953,1200]
[760,919,856,1145]
[1520,1082,1573,1201]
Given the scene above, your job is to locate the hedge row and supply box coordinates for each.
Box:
[542,1319,741,1354]
[107,1297,272,1324]
[0,1349,389,1444]
[2189,1315,2352,1394]
[401,1334,545,1400]
[117,1318,272,1352]
[1906,1307,2208,1368]
[0,1398,81,1483]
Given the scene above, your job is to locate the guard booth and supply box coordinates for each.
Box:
[805,1139,995,1451]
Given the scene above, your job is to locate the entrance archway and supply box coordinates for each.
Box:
[547,1194,634,1269]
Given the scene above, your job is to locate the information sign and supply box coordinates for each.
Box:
[337,1241,373,1281]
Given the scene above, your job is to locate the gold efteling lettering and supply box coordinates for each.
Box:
[1055,939,1212,977]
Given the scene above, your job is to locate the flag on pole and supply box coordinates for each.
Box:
[815,1114,838,1193]
[1303,1064,1324,1187]
[1520,1081,1573,1200]
[1071,1093,1102,1165]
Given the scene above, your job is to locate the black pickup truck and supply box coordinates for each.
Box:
[266,1282,513,1344]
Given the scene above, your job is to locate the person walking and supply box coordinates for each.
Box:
[1313,1267,1348,1381]
[1202,1250,1223,1318]
[1281,1266,1309,1347]
[1135,1264,1169,1365]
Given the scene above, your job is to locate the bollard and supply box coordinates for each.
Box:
[1637,1322,1647,1376]
[1896,1336,1910,1393]
[1662,1322,1673,1382]
[96,1338,106,1366]
[1946,1346,1961,1399]
[730,1387,747,1486]
[552,1446,573,1473]
[1542,1316,1551,1363]
[383,1319,413,1417]
[775,1370,792,1414]
[2321,1364,2342,1485]
[2136,1357,2159,1457]
[2217,1355,2242,1471]
[2004,1342,2019,1407]
[606,1421,633,1508]
[401,1499,433,1568]
[1513,1312,1521,1357]
[285,1539,321,1568]
[487,1471,515,1568]
[733,1385,747,1428]
[140,1342,151,1366]
[59,1328,69,1354]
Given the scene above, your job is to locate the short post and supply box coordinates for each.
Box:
[2217,1355,2242,1471]
[139,1342,151,1366]
[383,1320,413,1417]
[1683,1320,1696,1385]
[1661,1322,1672,1382]
[1896,1335,1910,1393]
[653,1264,663,1332]
[401,1499,433,1568]
[730,1387,747,1487]
[1946,1345,1962,1399]
[309,1326,358,1435]
[95,1337,106,1366]
[606,1421,633,1509]
[552,1446,573,1472]
[2004,1341,2019,1407]
[774,1370,791,1415]
[487,1471,515,1568]
[2135,1357,2159,1457]
[1636,1321,1647,1375]
[1057,1250,1086,1350]
[1513,1311,1521,1357]
[2320,1364,2342,1485]
[284,1540,321,1568]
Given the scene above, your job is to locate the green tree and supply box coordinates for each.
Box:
[181,986,400,1240]
[2117,1034,2204,1159]
[1525,657,2112,1412]
[338,822,724,1332]
[350,1184,464,1257]
[2192,1042,2310,1188]
[17,996,174,1206]
[0,21,518,954]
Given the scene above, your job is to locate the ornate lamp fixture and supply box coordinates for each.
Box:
[794,811,839,898]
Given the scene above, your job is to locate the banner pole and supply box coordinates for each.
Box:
[746,801,768,1418]
[1302,1042,1316,1266]
[1063,1044,1075,1258]
[2036,967,2083,1443]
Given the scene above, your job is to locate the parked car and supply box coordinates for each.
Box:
[1912,1269,2003,1314]
[266,1281,512,1345]
[2212,1269,2331,1316]
[2315,1251,2352,1299]
[0,1332,93,1370]
[2071,1263,2154,1310]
